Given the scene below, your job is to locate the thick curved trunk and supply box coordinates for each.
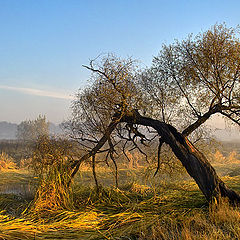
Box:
[122,111,240,203]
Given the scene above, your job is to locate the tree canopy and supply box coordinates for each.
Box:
[141,24,240,136]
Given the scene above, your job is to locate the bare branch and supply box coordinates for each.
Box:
[154,138,165,176]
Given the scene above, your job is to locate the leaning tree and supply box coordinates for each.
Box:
[66,24,240,203]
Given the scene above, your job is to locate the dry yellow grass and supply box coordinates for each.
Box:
[0,152,17,171]
[0,164,240,239]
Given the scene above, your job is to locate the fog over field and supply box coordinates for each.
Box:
[0,121,62,140]
[1,118,239,141]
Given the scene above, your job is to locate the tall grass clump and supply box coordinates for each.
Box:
[29,136,75,217]
[137,196,240,240]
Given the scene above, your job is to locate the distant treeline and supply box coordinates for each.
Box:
[0,121,63,140]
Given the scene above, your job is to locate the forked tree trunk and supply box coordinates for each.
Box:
[122,111,240,203]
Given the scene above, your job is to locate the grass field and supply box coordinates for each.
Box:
[0,164,240,240]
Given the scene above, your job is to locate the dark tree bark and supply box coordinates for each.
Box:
[182,104,221,137]
[69,121,118,183]
[121,110,240,203]
[182,103,240,137]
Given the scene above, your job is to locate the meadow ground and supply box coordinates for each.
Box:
[0,164,240,240]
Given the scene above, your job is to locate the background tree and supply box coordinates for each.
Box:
[16,115,49,142]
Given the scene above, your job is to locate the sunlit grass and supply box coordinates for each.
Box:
[0,166,239,239]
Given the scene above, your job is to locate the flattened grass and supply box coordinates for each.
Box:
[0,168,239,239]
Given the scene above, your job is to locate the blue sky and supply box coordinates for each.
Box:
[0,0,239,123]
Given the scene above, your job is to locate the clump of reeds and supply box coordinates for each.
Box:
[28,136,74,218]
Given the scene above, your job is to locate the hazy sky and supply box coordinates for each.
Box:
[0,0,240,124]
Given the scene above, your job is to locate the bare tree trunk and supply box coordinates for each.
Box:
[122,111,240,203]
